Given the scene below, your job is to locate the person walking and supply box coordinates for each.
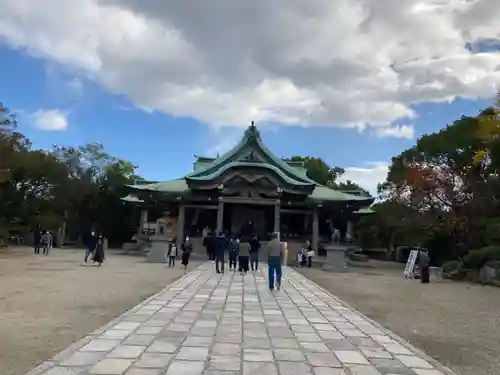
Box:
[92,235,105,266]
[204,231,216,262]
[33,228,42,255]
[266,232,284,291]
[249,234,260,271]
[229,237,239,271]
[82,231,97,265]
[166,239,178,267]
[214,231,229,274]
[305,240,314,268]
[418,249,431,284]
[41,230,52,256]
[181,236,193,270]
[238,236,250,275]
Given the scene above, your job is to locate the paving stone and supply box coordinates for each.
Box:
[395,355,434,369]
[334,350,369,364]
[413,370,445,375]
[165,360,205,375]
[344,364,383,375]
[80,339,121,352]
[211,343,241,355]
[136,326,164,335]
[270,338,298,348]
[101,330,132,339]
[273,349,305,361]
[243,348,274,362]
[124,369,163,375]
[184,336,213,347]
[277,361,312,375]
[300,342,330,353]
[134,353,173,368]
[306,353,342,367]
[313,368,347,375]
[243,338,270,348]
[123,334,156,346]
[207,355,241,371]
[43,368,86,375]
[244,362,278,375]
[325,339,356,350]
[60,351,105,366]
[360,347,393,359]
[89,358,134,374]
[371,358,415,375]
[175,346,209,361]
[147,340,179,353]
[27,264,453,375]
[107,345,146,359]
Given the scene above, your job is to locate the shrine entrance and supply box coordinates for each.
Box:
[224,203,274,239]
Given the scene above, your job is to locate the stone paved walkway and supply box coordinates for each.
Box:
[29,263,454,375]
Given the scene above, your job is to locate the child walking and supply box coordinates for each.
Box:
[166,240,177,267]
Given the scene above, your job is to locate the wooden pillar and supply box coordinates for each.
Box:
[346,220,354,241]
[177,205,185,248]
[274,200,281,234]
[312,205,319,251]
[216,198,224,234]
[140,209,148,233]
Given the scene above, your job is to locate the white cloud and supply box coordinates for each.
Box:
[30,109,69,131]
[341,162,389,196]
[374,124,415,139]
[0,0,499,132]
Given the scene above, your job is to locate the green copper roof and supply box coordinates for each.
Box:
[188,161,313,186]
[185,124,316,187]
[353,206,375,214]
[121,194,145,203]
[125,124,374,204]
[126,179,374,204]
[127,179,188,194]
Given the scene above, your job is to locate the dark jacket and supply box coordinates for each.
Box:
[214,236,229,256]
[249,238,261,254]
[182,241,193,253]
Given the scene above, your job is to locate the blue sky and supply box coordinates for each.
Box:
[0,1,498,194]
[0,45,494,190]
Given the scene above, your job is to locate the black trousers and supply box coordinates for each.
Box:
[168,255,176,267]
[239,255,249,273]
[421,266,430,283]
[229,254,237,269]
[216,255,225,273]
[308,256,312,268]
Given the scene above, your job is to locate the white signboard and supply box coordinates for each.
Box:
[403,250,419,278]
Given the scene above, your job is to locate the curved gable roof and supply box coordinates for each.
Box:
[186,124,316,186]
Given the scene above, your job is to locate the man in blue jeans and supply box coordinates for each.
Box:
[266,232,284,291]
[249,234,260,271]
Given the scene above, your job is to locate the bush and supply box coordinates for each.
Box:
[463,245,500,270]
[442,260,463,275]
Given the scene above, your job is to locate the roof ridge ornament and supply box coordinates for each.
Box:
[246,120,260,138]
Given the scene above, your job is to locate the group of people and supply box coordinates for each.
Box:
[203,231,262,274]
[33,230,53,255]
[82,231,106,266]
[204,230,285,291]
[165,236,193,270]
[296,240,314,268]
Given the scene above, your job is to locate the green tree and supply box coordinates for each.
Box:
[289,156,369,195]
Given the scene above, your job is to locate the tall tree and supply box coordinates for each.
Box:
[289,155,369,195]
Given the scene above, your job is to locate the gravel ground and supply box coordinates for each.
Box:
[0,247,200,375]
[297,263,500,375]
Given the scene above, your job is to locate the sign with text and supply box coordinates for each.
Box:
[403,250,419,278]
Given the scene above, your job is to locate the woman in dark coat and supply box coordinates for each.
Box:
[181,236,193,270]
[92,235,105,266]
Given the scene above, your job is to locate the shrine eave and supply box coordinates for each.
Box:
[126,179,374,205]
[120,194,145,204]
[185,161,315,188]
